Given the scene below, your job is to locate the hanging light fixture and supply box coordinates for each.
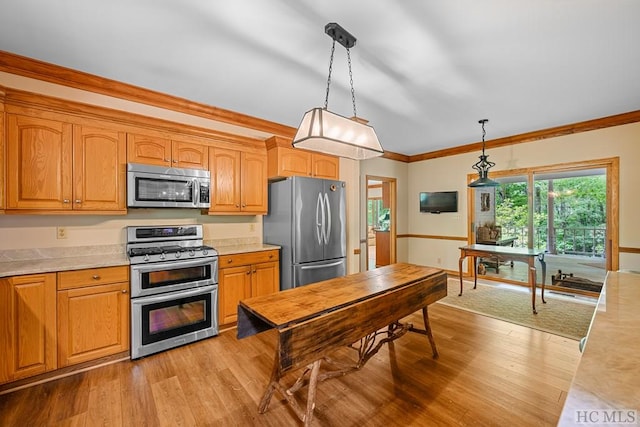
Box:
[468,119,500,188]
[292,23,384,160]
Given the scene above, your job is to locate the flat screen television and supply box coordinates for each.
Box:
[419,191,458,213]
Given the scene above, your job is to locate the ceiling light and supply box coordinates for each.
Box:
[468,119,500,188]
[292,23,384,160]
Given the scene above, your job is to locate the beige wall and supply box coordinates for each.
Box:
[399,122,640,272]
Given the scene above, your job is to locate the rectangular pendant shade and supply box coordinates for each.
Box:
[292,108,384,160]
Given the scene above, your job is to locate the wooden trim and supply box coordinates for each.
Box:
[381,151,410,162]
[408,111,640,163]
[0,50,295,139]
[620,247,640,254]
[401,234,468,241]
[0,352,129,395]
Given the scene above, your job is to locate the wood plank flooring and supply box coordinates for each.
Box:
[0,303,581,426]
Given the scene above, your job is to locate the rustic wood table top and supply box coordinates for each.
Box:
[238,262,444,332]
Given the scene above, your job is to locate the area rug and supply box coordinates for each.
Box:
[436,279,597,340]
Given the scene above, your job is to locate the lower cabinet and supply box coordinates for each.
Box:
[0,273,57,383]
[57,266,130,367]
[218,250,279,325]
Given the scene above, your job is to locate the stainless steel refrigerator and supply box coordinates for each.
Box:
[263,176,347,291]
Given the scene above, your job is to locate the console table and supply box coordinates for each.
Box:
[237,263,447,426]
[458,244,547,313]
[476,237,517,272]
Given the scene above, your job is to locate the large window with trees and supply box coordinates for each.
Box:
[470,158,618,295]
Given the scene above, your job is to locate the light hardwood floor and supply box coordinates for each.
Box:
[0,303,580,426]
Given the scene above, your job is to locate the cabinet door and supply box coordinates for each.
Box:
[311,153,339,179]
[6,115,73,210]
[73,125,127,211]
[0,273,57,383]
[251,261,279,297]
[271,147,311,178]
[241,152,268,214]
[0,108,4,210]
[218,265,251,325]
[209,147,241,213]
[57,282,130,367]
[126,133,171,167]
[172,140,209,170]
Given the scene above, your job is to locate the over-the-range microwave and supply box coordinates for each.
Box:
[127,163,211,209]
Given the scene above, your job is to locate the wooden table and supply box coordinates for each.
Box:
[237,263,447,426]
[458,244,547,314]
[476,237,517,272]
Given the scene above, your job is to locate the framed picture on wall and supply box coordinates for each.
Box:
[481,192,490,212]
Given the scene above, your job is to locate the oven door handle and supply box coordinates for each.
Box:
[132,284,217,305]
[131,257,217,274]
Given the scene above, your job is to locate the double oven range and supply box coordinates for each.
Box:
[127,225,219,359]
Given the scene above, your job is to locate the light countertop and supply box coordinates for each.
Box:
[558,271,640,425]
[0,243,280,278]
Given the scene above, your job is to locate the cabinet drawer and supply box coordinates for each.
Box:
[57,266,129,290]
[219,249,279,268]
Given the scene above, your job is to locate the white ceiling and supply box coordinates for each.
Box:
[1,1,639,156]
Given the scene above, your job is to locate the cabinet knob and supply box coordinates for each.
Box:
[242,204,246,208]
[227,259,233,263]
[92,275,101,280]
[75,199,82,204]
[252,269,257,274]
[235,204,240,208]
[172,159,178,163]
[246,270,251,275]
[269,254,273,259]
[122,289,128,294]
[165,158,170,162]
[63,199,70,203]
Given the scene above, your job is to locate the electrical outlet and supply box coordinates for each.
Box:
[249,223,255,232]
[57,227,67,239]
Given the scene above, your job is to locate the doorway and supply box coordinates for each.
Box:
[366,176,397,270]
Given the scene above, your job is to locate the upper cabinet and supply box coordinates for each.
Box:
[266,136,339,180]
[6,114,126,213]
[208,147,267,214]
[127,133,208,170]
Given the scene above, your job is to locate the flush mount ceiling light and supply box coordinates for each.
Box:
[468,119,500,188]
[292,22,384,160]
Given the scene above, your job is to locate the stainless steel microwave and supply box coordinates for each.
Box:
[127,163,211,208]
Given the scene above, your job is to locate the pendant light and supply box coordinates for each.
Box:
[468,119,499,188]
[292,23,384,160]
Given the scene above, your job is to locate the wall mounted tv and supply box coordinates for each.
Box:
[419,191,458,214]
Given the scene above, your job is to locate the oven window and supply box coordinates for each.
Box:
[136,177,194,202]
[142,265,211,290]
[141,292,212,345]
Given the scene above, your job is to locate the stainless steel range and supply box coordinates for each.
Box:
[127,224,218,359]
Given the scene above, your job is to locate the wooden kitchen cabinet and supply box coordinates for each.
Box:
[0,273,57,384]
[127,133,209,170]
[57,266,129,367]
[208,147,268,214]
[6,114,127,212]
[218,250,279,325]
[266,139,339,180]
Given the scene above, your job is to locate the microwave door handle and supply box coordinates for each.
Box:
[193,178,199,207]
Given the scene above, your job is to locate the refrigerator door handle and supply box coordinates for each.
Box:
[316,192,324,245]
[323,192,331,245]
[299,260,345,270]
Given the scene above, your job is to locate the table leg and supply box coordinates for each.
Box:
[258,348,281,413]
[421,306,439,359]
[458,253,465,296]
[539,255,547,304]
[304,359,322,427]
[473,256,478,289]
[530,263,537,314]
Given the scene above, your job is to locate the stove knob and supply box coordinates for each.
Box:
[203,249,209,255]
[175,251,182,258]
[144,254,150,262]
[160,253,166,260]
[189,250,196,257]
